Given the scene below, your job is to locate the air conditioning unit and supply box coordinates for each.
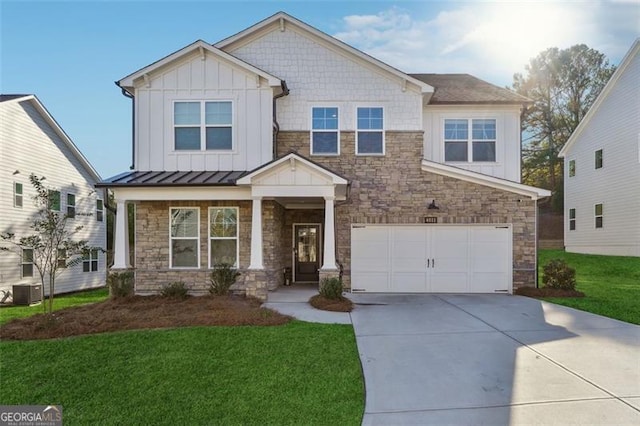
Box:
[12,284,42,306]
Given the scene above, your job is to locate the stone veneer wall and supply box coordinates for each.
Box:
[277,131,537,289]
[134,199,285,300]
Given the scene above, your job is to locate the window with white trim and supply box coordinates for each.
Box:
[14,182,23,208]
[174,101,232,151]
[444,119,496,162]
[83,249,98,272]
[67,193,76,218]
[569,208,576,231]
[356,107,384,155]
[57,248,67,269]
[96,199,104,222]
[22,248,34,278]
[209,207,238,267]
[595,203,603,229]
[48,190,61,211]
[311,107,339,155]
[569,159,576,177]
[170,208,200,268]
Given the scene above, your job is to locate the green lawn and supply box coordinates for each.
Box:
[538,249,640,325]
[0,287,109,325]
[0,322,364,425]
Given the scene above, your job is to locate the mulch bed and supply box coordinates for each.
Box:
[515,287,585,298]
[309,295,353,312]
[0,295,291,341]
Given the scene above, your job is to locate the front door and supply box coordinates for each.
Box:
[294,224,321,282]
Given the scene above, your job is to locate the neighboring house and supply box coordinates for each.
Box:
[0,94,107,298]
[98,12,550,300]
[559,39,640,257]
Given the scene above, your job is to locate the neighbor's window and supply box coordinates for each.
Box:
[209,207,238,267]
[445,119,497,162]
[311,107,339,155]
[569,160,576,177]
[595,203,603,228]
[67,194,76,218]
[96,199,104,222]
[48,190,61,211]
[356,107,384,155]
[22,248,34,278]
[569,208,576,231]
[170,208,200,268]
[57,249,67,269]
[83,249,98,272]
[174,101,232,151]
[14,182,23,208]
[595,149,603,169]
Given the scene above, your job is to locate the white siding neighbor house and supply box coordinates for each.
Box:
[559,39,640,256]
[0,95,107,299]
[99,12,549,300]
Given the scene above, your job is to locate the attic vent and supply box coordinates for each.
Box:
[279,17,285,32]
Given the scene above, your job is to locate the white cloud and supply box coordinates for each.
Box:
[332,1,640,86]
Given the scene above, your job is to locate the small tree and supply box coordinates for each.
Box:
[1,174,100,314]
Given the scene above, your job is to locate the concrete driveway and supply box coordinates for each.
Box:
[349,294,640,425]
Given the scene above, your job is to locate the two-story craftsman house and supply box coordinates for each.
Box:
[98,12,550,300]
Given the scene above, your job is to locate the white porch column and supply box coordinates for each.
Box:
[249,196,264,269]
[113,199,131,269]
[321,196,337,270]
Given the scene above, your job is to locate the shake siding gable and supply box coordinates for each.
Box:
[0,98,106,295]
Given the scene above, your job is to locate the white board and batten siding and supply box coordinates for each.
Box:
[135,50,274,172]
[351,224,512,294]
[563,42,640,256]
[0,98,106,296]
[423,106,523,182]
[224,24,423,132]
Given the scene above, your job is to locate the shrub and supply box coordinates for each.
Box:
[542,259,577,290]
[160,281,189,299]
[107,271,134,298]
[319,277,343,300]
[209,263,241,296]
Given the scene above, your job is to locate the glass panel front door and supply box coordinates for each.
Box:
[295,225,320,282]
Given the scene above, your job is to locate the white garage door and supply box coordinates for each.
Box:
[351,225,512,293]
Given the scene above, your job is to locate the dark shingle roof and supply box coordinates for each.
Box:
[409,74,530,105]
[96,170,248,187]
[0,94,31,102]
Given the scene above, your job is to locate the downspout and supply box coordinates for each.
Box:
[272,80,290,160]
[115,82,135,170]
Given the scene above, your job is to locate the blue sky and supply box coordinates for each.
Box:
[2,0,638,178]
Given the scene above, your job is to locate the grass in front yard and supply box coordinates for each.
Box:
[0,321,364,425]
[538,250,640,324]
[0,287,108,325]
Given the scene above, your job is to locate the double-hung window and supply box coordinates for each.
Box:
[311,107,339,155]
[170,208,200,268]
[174,101,232,151]
[356,107,384,155]
[48,190,61,211]
[57,248,67,269]
[444,119,496,162]
[96,199,104,222]
[83,249,98,272]
[595,204,603,229]
[209,207,238,267]
[569,208,576,231]
[67,194,76,218]
[14,182,23,208]
[22,248,34,278]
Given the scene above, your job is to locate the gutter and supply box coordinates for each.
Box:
[115,82,135,170]
[272,80,290,159]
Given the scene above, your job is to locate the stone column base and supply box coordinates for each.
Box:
[107,268,135,297]
[318,269,340,291]
[243,269,268,301]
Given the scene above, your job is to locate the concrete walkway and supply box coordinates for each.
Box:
[262,285,351,324]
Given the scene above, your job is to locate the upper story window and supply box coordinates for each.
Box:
[174,101,232,151]
[22,248,34,278]
[569,208,576,231]
[67,194,76,218]
[569,159,576,177]
[444,119,496,162]
[311,107,339,155]
[595,203,603,228]
[96,199,104,222]
[595,149,603,169]
[48,190,61,211]
[356,107,384,155]
[13,182,23,208]
[209,207,238,267]
[170,207,200,268]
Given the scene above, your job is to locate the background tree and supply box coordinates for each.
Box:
[1,174,99,314]
[513,44,616,212]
